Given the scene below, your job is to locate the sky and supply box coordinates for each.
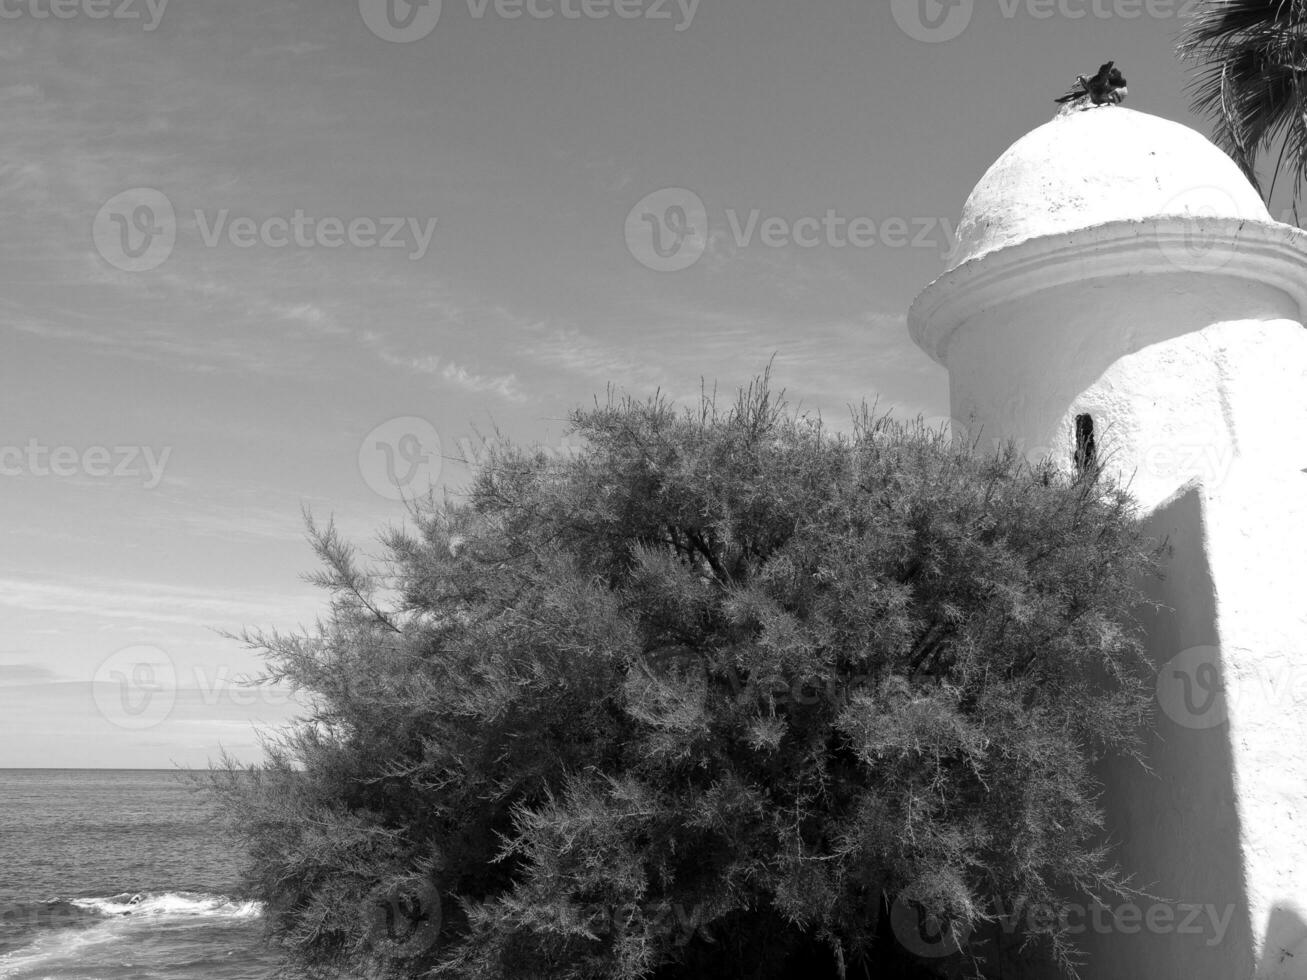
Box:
[0,0,1240,767]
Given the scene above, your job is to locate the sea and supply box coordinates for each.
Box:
[0,769,283,980]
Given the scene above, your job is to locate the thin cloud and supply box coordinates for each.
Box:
[0,663,64,685]
[0,576,320,630]
[379,350,526,401]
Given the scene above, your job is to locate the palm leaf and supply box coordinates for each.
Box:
[1179,0,1307,216]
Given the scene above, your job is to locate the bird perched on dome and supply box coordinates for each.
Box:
[1055,61,1128,107]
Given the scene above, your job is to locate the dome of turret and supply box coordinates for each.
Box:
[947,107,1271,271]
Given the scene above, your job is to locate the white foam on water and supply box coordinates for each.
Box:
[70,891,263,920]
[0,893,263,978]
[0,921,124,978]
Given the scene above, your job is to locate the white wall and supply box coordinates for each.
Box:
[939,270,1307,978]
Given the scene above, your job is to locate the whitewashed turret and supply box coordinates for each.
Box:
[908,107,1307,979]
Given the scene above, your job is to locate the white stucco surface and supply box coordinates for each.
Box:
[906,108,1307,979]
[949,107,1272,271]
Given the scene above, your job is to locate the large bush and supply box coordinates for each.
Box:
[210,378,1163,980]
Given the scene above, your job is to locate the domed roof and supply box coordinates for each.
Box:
[947,108,1271,271]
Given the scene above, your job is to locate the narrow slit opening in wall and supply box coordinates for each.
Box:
[1074,414,1096,474]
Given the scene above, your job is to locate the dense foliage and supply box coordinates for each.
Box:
[210,379,1164,979]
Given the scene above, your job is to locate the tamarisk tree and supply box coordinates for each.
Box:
[209,377,1164,980]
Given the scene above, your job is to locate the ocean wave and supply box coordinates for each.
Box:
[0,892,265,976]
[0,892,262,942]
[69,891,263,920]
[0,893,268,979]
[0,923,115,977]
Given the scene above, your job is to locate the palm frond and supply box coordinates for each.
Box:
[1180,0,1307,216]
